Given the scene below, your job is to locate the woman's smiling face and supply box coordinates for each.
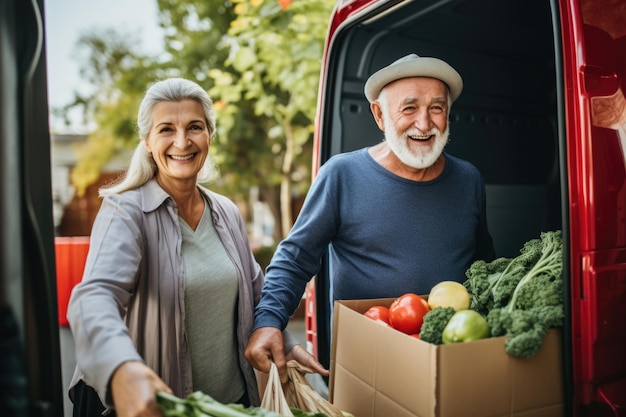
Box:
[145,99,210,187]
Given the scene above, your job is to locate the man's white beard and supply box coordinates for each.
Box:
[383,114,450,169]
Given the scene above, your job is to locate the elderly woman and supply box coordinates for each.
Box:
[67,78,324,417]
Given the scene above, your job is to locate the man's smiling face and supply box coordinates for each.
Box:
[376,77,450,169]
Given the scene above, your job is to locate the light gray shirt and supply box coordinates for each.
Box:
[181,202,245,403]
[67,179,298,408]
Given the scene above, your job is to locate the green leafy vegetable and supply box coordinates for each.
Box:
[463,230,564,358]
[291,410,332,417]
[157,391,331,417]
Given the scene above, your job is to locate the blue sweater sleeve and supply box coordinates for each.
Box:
[253,156,342,330]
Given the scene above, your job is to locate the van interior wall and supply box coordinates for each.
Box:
[332,0,562,258]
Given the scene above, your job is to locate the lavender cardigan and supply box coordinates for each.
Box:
[67,179,297,408]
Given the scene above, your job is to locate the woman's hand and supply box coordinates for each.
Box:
[110,361,172,417]
[286,344,330,377]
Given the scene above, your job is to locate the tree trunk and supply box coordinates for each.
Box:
[280,122,295,239]
[259,183,282,244]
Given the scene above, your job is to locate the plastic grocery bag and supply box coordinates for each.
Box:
[261,360,348,417]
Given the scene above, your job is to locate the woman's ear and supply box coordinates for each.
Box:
[144,139,152,154]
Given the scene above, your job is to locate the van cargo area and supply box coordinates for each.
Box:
[321,0,562,256]
[309,0,626,416]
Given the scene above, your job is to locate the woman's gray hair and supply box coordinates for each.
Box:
[99,78,219,196]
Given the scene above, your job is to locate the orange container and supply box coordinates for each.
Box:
[55,236,90,326]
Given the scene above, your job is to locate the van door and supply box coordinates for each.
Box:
[0,0,63,416]
[309,0,626,415]
[559,0,626,414]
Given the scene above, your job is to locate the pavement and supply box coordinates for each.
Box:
[59,318,309,417]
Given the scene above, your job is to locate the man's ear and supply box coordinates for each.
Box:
[370,101,385,132]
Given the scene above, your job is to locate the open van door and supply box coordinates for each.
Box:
[307,0,626,415]
[0,0,64,416]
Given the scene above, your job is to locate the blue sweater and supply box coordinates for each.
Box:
[254,149,495,330]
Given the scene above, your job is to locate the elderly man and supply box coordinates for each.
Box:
[245,54,496,380]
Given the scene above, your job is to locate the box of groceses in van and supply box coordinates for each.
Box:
[329,298,563,417]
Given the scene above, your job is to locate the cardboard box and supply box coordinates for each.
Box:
[330,299,564,417]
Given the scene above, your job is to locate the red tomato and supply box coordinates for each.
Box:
[409,333,420,339]
[389,293,430,334]
[363,305,390,325]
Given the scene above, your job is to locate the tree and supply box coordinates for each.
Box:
[156,0,235,81]
[63,28,166,196]
[209,0,335,238]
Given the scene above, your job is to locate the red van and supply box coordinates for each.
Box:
[305,0,626,415]
[2,0,625,416]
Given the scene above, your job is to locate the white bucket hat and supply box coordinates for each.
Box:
[364,53,463,103]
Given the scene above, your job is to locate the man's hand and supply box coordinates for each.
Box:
[245,327,287,382]
[245,327,330,384]
[286,344,329,377]
[110,361,172,417]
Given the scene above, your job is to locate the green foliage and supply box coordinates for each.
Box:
[158,390,281,416]
[224,0,331,122]
[156,0,234,81]
[62,29,163,196]
[419,306,456,345]
[209,0,335,237]
[464,231,564,358]
[157,390,331,417]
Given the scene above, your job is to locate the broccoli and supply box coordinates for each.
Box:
[464,230,564,358]
[419,306,456,345]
